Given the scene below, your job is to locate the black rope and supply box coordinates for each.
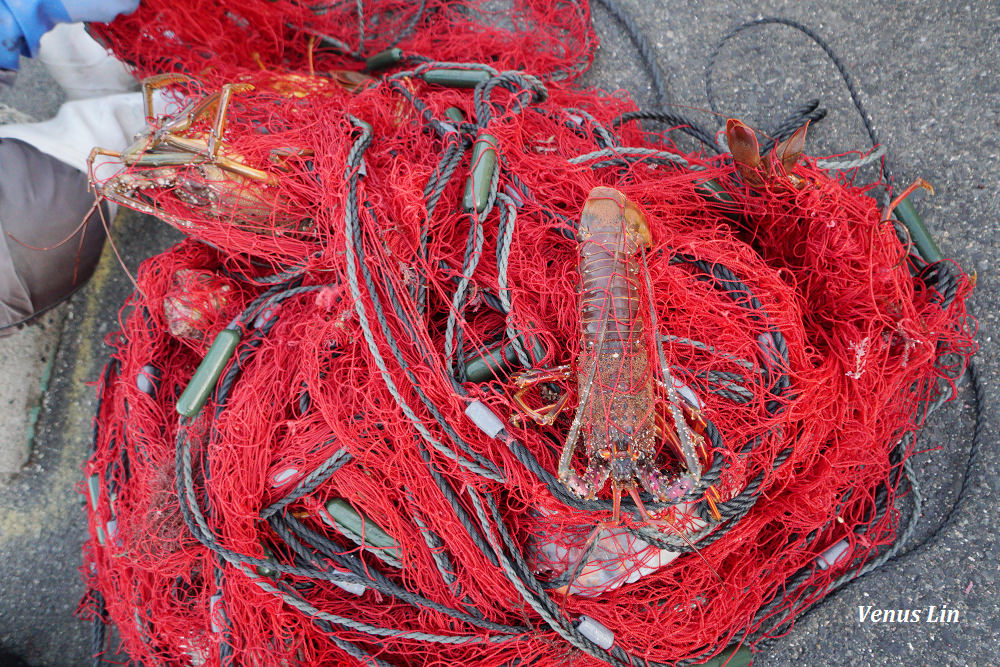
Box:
[760,98,828,153]
[589,0,672,109]
[892,361,982,561]
[706,16,890,183]
[89,590,109,667]
[613,110,722,150]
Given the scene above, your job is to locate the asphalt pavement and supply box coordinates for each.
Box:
[0,2,996,665]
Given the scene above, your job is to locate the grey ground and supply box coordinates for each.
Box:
[0,1,997,665]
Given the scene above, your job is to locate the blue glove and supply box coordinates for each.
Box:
[0,0,139,70]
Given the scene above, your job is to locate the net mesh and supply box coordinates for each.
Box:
[80,1,976,665]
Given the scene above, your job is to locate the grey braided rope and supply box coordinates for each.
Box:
[404,490,495,621]
[259,444,349,520]
[495,192,532,367]
[342,116,500,481]
[424,138,466,217]
[354,0,364,55]
[352,201,502,479]
[213,560,235,666]
[564,106,620,149]
[275,513,527,634]
[465,489,629,667]
[175,425,370,586]
[277,582,393,666]
[568,145,694,168]
[270,508,528,635]
[408,439,503,569]
[275,514,526,635]
[266,516,369,589]
[326,624,393,667]
[443,159,497,381]
[405,491,464,593]
[689,369,757,403]
[246,569,525,645]
[663,334,759,370]
[816,144,887,171]
[417,140,467,316]
[473,71,548,127]
[235,284,321,330]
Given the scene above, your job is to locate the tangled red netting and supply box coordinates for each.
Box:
[79,1,976,665]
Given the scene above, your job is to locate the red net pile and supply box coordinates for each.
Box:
[91,0,596,87]
[80,1,976,665]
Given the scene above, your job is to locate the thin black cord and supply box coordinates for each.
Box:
[705,16,891,182]
[589,0,672,108]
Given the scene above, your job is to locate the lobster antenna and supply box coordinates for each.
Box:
[640,246,702,480]
[94,196,144,298]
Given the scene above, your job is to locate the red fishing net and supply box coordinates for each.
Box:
[90,0,596,87]
[80,1,976,665]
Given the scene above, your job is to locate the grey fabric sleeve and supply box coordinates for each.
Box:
[0,136,108,334]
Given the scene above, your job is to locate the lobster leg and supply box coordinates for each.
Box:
[510,365,572,426]
[208,83,255,159]
[566,454,611,501]
[882,179,934,223]
[141,73,194,122]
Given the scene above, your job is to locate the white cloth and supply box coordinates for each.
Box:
[0,90,144,173]
[38,23,138,100]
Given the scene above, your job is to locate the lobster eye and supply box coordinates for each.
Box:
[599,448,611,459]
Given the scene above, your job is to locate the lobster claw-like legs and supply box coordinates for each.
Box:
[510,364,572,426]
[726,118,766,188]
[726,118,809,190]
